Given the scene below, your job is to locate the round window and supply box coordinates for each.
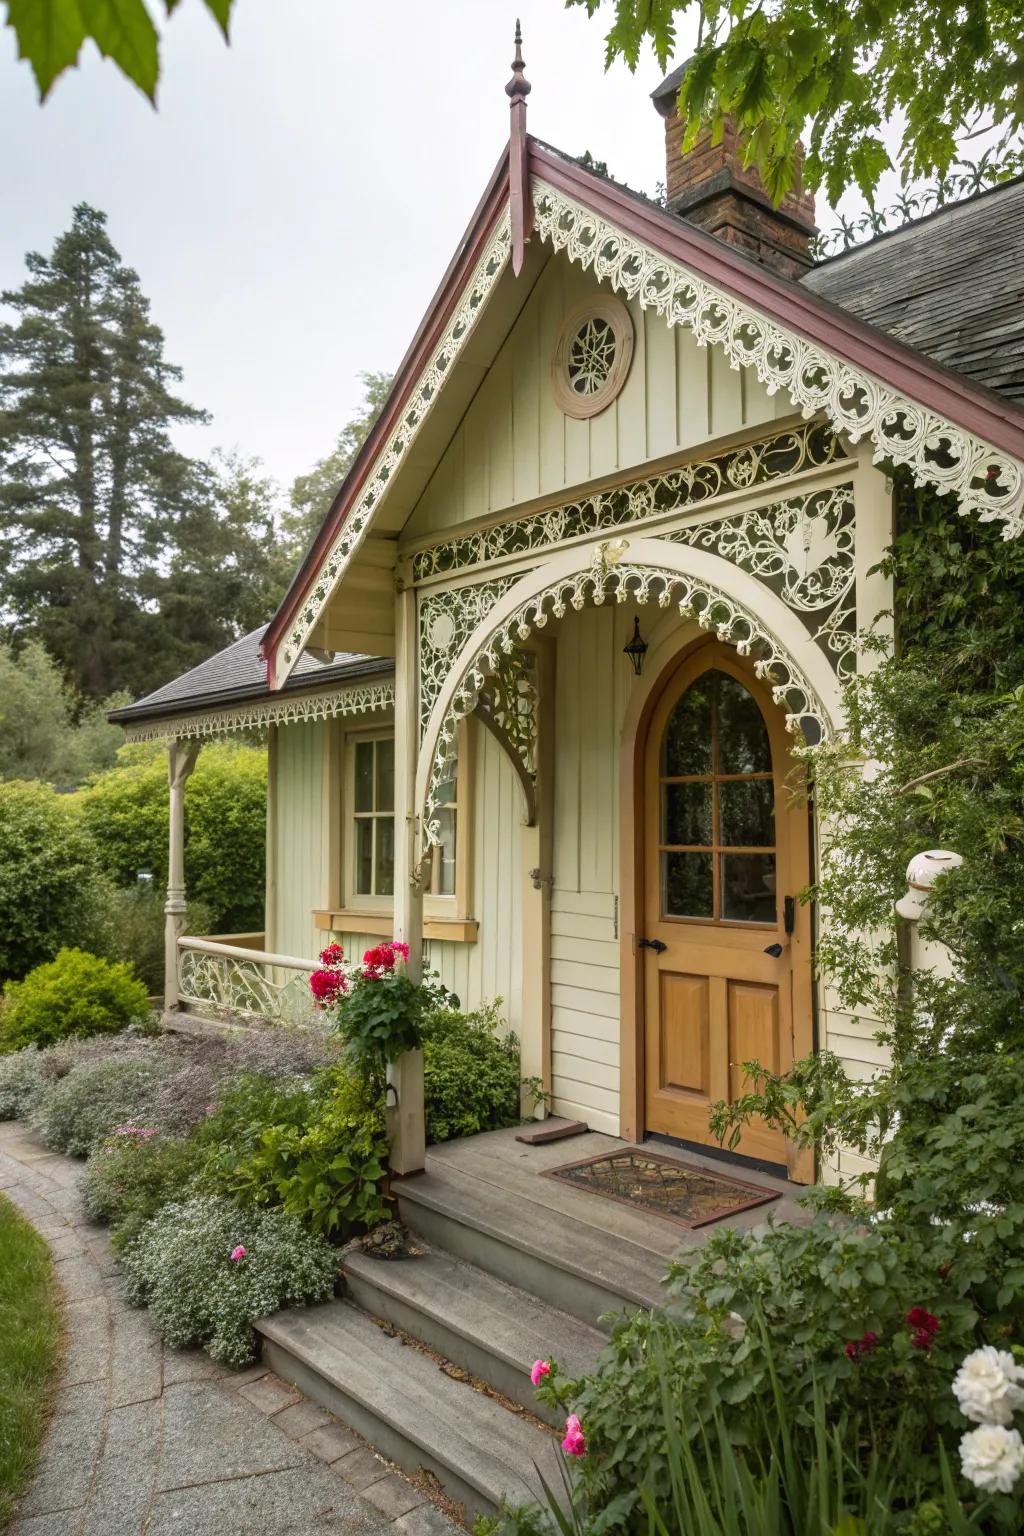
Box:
[551,297,634,419]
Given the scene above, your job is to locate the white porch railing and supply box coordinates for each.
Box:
[175,936,331,1026]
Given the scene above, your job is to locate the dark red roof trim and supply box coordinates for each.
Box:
[264,136,1024,685]
[261,145,511,679]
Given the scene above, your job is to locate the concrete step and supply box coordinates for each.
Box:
[393,1163,666,1329]
[343,1247,605,1427]
[257,1298,564,1522]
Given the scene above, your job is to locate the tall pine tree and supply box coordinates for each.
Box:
[0,204,291,699]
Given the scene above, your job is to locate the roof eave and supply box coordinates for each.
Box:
[530,143,1024,457]
[107,655,395,728]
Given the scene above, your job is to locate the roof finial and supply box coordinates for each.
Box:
[506,20,533,275]
[506,18,531,103]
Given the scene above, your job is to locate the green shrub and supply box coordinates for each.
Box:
[0,1047,45,1119]
[0,948,150,1054]
[0,780,111,984]
[202,1066,390,1239]
[515,1327,995,1536]
[74,741,267,932]
[29,1051,171,1157]
[423,1003,522,1142]
[119,1194,339,1365]
[81,1129,206,1248]
[94,889,213,996]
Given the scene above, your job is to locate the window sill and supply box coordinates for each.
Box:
[313,910,479,944]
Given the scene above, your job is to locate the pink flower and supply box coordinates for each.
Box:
[530,1360,551,1386]
[230,1245,246,1262]
[309,967,348,1005]
[391,941,410,962]
[561,1414,586,1457]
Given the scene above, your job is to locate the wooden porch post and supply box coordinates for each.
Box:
[389,576,426,1175]
[164,739,201,1012]
[519,640,555,1116]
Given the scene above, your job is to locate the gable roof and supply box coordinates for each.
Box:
[804,177,1024,406]
[108,626,391,726]
[262,136,1024,690]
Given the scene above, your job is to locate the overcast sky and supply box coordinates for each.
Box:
[1,1,708,490]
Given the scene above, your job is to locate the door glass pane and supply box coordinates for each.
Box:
[717,676,771,773]
[375,737,395,812]
[662,782,712,846]
[663,851,713,918]
[721,853,776,922]
[436,808,457,895]
[355,818,373,894]
[662,679,713,776]
[375,818,395,896]
[354,741,374,813]
[719,779,774,847]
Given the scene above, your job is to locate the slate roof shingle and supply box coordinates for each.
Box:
[107,626,391,724]
[803,177,1024,406]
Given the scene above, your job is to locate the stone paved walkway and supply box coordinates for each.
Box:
[0,1123,461,1536]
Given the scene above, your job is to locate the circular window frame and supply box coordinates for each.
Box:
[550,296,635,420]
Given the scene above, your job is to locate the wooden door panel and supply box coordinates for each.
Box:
[658,971,709,1096]
[641,643,813,1176]
[728,980,780,1100]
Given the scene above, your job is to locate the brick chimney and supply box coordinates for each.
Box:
[652,63,816,278]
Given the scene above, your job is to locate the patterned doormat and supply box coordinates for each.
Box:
[543,1150,780,1229]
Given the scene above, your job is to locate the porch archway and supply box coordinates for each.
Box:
[414,534,845,856]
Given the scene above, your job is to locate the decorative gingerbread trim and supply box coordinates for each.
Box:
[121,679,395,744]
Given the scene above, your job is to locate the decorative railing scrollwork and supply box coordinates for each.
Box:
[176,937,331,1027]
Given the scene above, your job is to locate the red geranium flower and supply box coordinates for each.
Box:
[844,1330,878,1361]
[319,942,345,966]
[309,968,347,1005]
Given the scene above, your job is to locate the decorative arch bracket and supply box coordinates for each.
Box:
[416,537,841,862]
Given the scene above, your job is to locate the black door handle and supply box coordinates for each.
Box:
[638,938,667,953]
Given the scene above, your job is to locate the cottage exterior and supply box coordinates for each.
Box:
[111,59,1024,1191]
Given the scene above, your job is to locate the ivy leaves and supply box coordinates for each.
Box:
[4,0,233,100]
[570,0,1024,207]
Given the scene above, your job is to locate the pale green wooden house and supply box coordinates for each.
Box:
[111,58,1024,1197]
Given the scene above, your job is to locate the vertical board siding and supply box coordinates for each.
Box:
[425,726,524,1039]
[270,721,326,962]
[548,604,638,1136]
[403,250,780,541]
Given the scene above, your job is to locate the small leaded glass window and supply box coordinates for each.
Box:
[551,297,634,419]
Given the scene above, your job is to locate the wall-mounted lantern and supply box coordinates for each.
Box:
[623,617,648,677]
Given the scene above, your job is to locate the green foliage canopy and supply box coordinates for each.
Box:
[571,0,1024,205]
[73,740,267,933]
[3,0,234,102]
[0,205,290,700]
[0,779,110,982]
[0,640,125,788]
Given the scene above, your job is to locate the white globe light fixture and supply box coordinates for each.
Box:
[895,849,964,922]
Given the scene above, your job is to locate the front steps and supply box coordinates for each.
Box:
[255,1124,678,1524]
[342,1246,604,1427]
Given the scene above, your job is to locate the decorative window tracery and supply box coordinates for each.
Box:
[532,180,1024,535]
[411,421,845,582]
[550,296,634,418]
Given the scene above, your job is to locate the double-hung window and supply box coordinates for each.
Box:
[351,734,394,899]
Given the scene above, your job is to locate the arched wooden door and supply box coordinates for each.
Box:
[641,643,813,1176]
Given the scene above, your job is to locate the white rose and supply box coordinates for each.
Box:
[952,1346,1024,1426]
[960,1424,1024,1494]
